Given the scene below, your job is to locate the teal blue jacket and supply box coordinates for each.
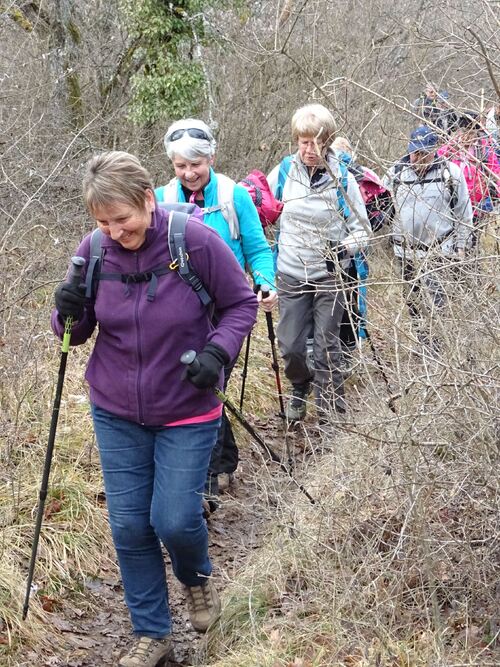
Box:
[155,169,275,289]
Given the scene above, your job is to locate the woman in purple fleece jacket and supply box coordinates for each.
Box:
[51,151,257,667]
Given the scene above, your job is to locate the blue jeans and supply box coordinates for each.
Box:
[91,405,220,638]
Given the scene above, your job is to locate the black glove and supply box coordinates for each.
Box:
[186,343,230,390]
[54,281,86,321]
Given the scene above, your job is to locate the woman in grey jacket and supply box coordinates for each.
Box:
[268,104,371,424]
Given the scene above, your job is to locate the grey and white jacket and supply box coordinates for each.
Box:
[267,150,371,283]
[384,156,473,259]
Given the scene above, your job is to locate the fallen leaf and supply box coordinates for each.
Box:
[40,594,60,612]
[269,628,281,646]
[44,497,64,519]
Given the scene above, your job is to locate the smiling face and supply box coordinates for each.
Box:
[93,189,155,250]
[171,155,212,192]
[297,135,324,167]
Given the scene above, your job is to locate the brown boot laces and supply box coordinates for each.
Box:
[188,584,214,613]
[127,636,168,661]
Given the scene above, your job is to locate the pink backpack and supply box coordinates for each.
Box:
[357,167,387,204]
[239,170,283,228]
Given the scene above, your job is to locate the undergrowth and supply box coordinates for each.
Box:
[0,224,498,666]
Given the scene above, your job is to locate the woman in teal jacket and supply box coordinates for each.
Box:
[156,118,276,506]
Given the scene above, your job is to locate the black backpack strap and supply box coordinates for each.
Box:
[439,160,458,213]
[392,156,410,196]
[85,227,171,302]
[85,228,104,299]
[97,264,171,301]
[168,210,212,306]
[393,157,458,212]
[348,162,365,182]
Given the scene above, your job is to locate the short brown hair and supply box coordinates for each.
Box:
[291,104,337,147]
[83,151,154,214]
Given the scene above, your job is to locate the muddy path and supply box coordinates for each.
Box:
[14,411,318,667]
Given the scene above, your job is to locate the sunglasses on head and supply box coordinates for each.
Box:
[167,128,211,143]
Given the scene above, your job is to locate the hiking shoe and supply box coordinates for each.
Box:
[337,354,351,377]
[218,472,234,493]
[183,579,221,632]
[202,496,219,519]
[119,635,172,666]
[285,383,311,421]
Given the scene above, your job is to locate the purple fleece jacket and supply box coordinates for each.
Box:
[51,206,257,425]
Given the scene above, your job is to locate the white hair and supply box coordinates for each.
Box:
[164,118,217,161]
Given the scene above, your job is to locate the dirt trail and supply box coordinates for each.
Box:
[13,346,386,667]
[14,413,299,667]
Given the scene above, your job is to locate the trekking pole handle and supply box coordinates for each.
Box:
[180,349,200,374]
[181,348,227,410]
[61,257,86,350]
[260,288,277,343]
[69,256,85,285]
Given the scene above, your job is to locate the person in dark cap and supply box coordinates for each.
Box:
[383,125,473,352]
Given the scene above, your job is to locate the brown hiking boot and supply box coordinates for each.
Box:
[119,635,172,666]
[183,579,221,632]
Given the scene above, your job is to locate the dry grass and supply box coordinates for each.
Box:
[203,228,500,667]
[0,331,116,661]
[0,221,498,666]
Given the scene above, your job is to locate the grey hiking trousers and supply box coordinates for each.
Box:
[396,255,453,345]
[276,272,346,413]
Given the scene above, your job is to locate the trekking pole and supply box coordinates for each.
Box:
[260,290,285,417]
[348,284,398,415]
[239,331,251,411]
[22,256,85,620]
[180,350,315,505]
[259,290,293,472]
[361,327,397,415]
